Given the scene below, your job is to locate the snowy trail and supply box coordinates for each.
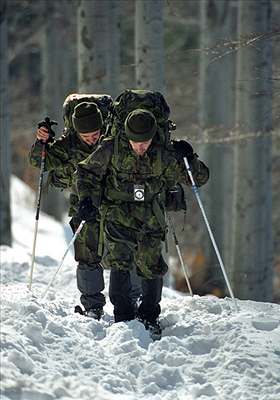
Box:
[1,177,280,400]
[1,280,280,400]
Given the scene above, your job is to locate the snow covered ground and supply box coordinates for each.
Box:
[1,176,280,400]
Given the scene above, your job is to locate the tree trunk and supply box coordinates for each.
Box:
[135,0,165,93]
[0,0,12,246]
[106,0,121,98]
[77,0,108,92]
[40,1,65,221]
[198,0,237,290]
[60,0,78,98]
[232,0,273,300]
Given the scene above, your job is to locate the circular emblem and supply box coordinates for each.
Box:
[135,189,144,200]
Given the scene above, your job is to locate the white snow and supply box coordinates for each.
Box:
[1,176,280,400]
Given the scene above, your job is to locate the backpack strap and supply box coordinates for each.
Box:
[154,146,162,176]
[113,134,119,161]
[110,133,120,172]
[98,204,109,257]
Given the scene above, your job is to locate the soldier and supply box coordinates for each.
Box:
[77,108,209,338]
[29,102,105,319]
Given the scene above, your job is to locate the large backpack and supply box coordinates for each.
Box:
[110,89,176,146]
[108,89,186,214]
[63,93,114,131]
[48,93,113,190]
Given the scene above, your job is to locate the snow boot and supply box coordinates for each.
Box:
[137,316,162,341]
[145,319,162,341]
[85,308,104,320]
[74,305,104,321]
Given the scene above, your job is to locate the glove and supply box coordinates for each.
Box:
[37,117,57,144]
[172,140,195,162]
[165,183,187,212]
[78,197,97,222]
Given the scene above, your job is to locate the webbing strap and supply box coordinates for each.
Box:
[154,147,162,176]
[113,134,119,168]
[114,134,118,158]
[102,188,167,235]
[104,188,154,203]
[98,205,109,257]
[152,197,167,232]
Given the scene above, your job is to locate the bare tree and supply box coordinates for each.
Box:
[232,0,273,300]
[40,1,65,221]
[106,0,121,98]
[0,0,11,246]
[77,0,108,92]
[60,0,78,97]
[135,0,165,92]
[198,0,237,291]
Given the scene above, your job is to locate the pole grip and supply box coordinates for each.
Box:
[35,144,46,220]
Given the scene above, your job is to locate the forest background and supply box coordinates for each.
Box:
[1,0,280,303]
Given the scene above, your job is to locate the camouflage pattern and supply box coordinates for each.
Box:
[77,135,209,279]
[29,128,105,310]
[29,129,98,216]
[69,215,102,265]
[29,129,103,265]
[70,215,105,309]
[104,220,168,279]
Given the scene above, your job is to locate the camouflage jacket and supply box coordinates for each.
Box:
[77,136,209,234]
[29,129,98,216]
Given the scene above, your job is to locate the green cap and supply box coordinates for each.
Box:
[72,102,103,133]
[125,109,157,142]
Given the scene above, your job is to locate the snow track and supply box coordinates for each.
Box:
[1,176,280,400]
[1,279,280,400]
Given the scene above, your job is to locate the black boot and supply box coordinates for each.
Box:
[76,263,106,312]
[84,307,104,320]
[142,318,162,341]
[109,269,135,322]
[137,277,163,340]
[74,305,104,321]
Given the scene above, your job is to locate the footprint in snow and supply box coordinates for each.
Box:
[251,318,279,331]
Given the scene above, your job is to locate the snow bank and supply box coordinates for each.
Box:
[1,177,280,400]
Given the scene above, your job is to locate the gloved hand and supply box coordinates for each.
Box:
[165,183,187,212]
[78,197,97,222]
[172,140,195,162]
[36,126,52,143]
[37,117,57,144]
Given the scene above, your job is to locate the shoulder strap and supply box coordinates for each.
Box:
[154,146,162,176]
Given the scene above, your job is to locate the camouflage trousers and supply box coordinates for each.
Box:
[104,221,167,322]
[70,215,102,265]
[70,216,105,310]
[104,221,168,279]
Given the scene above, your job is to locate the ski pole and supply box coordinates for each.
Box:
[28,142,46,290]
[42,220,86,299]
[168,215,193,296]
[183,156,238,311]
[28,117,57,290]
